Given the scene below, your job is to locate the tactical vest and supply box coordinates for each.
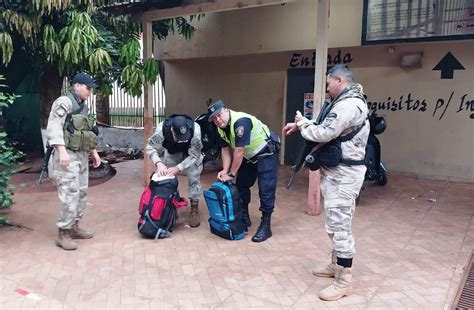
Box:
[217,110,269,159]
[305,84,368,170]
[63,92,98,152]
[162,114,194,155]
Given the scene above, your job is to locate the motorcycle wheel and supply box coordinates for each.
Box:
[376,171,388,186]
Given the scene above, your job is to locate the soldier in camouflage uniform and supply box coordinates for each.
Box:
[146,114,203,227]
[283,65,369,301]
[46,73,101,251]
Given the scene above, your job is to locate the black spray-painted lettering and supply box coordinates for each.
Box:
[327,50,353,66]
[368,92,471,120]
[367,93,427,113]
[289,50,353,68]
[456,94,474,119]
[432,91,454,120]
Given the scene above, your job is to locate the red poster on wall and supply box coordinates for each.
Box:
[303,93,314,120]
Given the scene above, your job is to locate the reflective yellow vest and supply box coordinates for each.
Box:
[217,110,269,159]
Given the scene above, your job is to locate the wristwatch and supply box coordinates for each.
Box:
[227,172,236,178]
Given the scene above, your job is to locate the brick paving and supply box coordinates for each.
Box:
[1,159,473,309]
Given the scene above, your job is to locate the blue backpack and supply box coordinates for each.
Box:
[203,181,246,240]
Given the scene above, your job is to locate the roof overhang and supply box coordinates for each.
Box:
[137,0,297,22]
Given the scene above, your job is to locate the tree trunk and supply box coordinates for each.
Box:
[95,94,110,125]
[38,65,63,129]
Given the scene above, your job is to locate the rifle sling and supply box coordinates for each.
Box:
[339,122,365,142]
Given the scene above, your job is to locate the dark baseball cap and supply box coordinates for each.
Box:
[71,72,97,88]
[171,116,192,142]
[207,100,225,122]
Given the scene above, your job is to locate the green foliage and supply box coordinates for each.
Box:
[152,15,202,40]
[0,0,199,97]
[0,32,13,64]
[143,58,159,85]
[0,215,11,226]
[0,75,22,210]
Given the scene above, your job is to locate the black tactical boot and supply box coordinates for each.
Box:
[251,212,272,242]
[241,204,251,231]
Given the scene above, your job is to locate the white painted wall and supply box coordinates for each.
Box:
[154,0,474,182]
[156,0,362,60]
[352,43,474,182]
[164,54,289,132]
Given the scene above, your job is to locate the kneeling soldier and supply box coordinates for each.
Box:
[146,114,203,227]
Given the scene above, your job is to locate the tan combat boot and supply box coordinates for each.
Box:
[318,265,353,301]
[55,229,77,250]
[70,221,94,239]
[312,251,337,278]
[189,199,201,228]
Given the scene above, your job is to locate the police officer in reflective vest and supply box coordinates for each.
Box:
[208,100,280,242]
[46,72,101,251]
[146,114,203,227]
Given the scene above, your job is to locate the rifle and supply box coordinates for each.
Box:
[286,140,318,189]
[286,100,335,190]
[37,145,54,185]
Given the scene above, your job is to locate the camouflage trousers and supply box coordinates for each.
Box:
[164,152,203,201]
[49,149,89,229]
[320,173,364,259]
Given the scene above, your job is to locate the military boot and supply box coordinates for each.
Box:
[312,251,337,278]
[189,199,201,228]
[251,212,272,242]
[318,265,353,301]
[241,204,251,231]
[70,221,94,239]
[55,229,77,250]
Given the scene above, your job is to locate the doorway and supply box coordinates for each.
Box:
[284,68,315,165]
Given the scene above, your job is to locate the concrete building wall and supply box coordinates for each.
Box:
[154,0,474,182]
[156,0,363,60]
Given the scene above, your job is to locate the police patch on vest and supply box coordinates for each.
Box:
[55,106,67,117]
[235,126,245,137]
[323,112,338,127]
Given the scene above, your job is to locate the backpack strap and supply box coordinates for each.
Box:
[155,228,163,240]
[155,227,172,240]
[154,196,176,240]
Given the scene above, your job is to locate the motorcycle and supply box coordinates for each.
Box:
[357,112,388,204]
[195,112,220,164]
[364,111,388,186]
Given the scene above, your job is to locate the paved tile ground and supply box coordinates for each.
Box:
[1,159,473,309]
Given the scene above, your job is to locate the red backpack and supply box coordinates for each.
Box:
[138,176,187,239]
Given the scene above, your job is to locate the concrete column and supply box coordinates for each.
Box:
[307,0,330,216]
